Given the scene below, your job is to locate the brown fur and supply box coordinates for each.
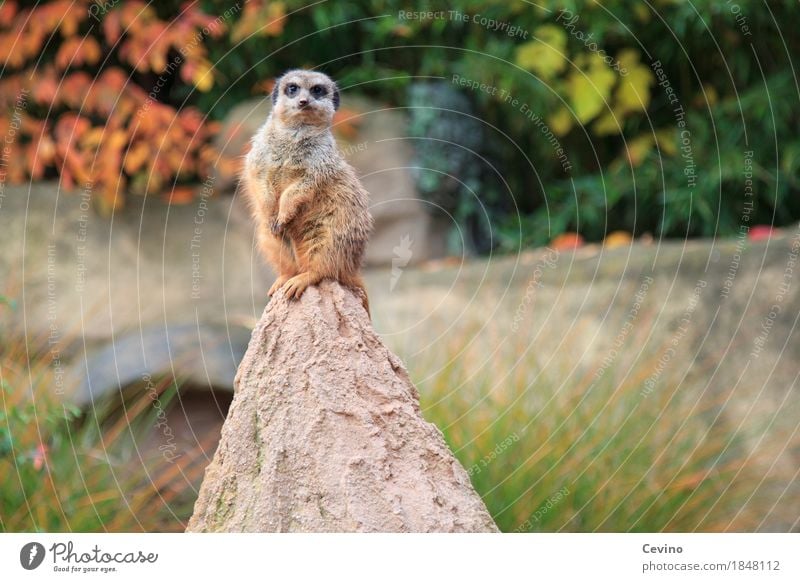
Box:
[242,70,373,314]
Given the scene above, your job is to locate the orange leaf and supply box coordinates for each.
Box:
[88,68,130,115]
[27,142,46,179]
[80,126,106,149]
[332,107,362,140]
[180,59,196,84]
[232,1,287,41]
[106,130,129,152]
[59,72,92,108]
[262,2,287,36]
[164,186,195,204]
[192,59,214,93]
[0,1,18,26]
[0,32,26,68]
[60,167,74,190]
[58,2,88,37]
[60,146,93,185]
[180,2,227,37]
[0,74,24,107]
[120,1,155,29]
[550,232,585,250]
[124,141,150,174]
[179,108,204,134]
[55,113,91,142]
[603,231,633,248]
[55,36,102,71]
[33,1,87,38]
[33,130,57,165]
[31,67,58,105]
[101,7,121,43]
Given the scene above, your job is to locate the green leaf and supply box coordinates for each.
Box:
[611,50,653,115]
[515,25,567,79]
[624,134,654,167]
[593,111,623,136]
[548,107,574,136]
[568,65,616,124]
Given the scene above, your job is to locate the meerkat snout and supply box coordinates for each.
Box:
[271,69,340,127]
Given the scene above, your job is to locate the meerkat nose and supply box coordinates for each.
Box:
[298,99,309,106]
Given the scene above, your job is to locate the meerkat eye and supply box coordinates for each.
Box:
[285,83,299,97]
[310,85,327,98]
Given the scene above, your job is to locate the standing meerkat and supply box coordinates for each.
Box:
[243,69,373,314]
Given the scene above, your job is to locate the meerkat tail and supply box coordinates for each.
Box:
[346,274,370,317]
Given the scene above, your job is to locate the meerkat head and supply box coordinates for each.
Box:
[271,69,340,129]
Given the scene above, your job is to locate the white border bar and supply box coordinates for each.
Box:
[1,533,797,581]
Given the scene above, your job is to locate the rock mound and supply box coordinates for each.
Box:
[187,280,498,532]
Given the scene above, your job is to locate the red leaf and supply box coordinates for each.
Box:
[550,232,585,250]
[749,225,775,241]
[59,72,93,108]
[0,1,18,27]
[103,8,122,44]
[31,67,58,105]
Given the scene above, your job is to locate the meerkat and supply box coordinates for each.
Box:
[243,69,373,314]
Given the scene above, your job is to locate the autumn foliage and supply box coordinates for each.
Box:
[0,0,261,212]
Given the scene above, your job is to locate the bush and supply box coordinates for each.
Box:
[202,0,800,246]
[0,0,247,212]
[2,0,797,240]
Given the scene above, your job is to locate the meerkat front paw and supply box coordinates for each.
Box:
[282,273,314,299]
[270,218,286,235]
[268,274,291,296]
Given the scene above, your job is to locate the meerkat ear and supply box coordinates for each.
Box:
[271,76,282,106]
[332,84,340,110]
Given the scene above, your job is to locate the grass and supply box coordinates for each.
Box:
[2,289,796,532]
[411,318,798,532]
[0,298,203,532]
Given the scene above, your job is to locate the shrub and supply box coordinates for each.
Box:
[2,0,798,241]
[0,0,247,212]
[205,0,800,246]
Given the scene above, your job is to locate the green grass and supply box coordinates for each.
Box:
[413,322,796,532]
[0,299,202,532]
[2,291,796,532]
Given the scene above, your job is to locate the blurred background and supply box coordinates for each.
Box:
[1,0,799,532]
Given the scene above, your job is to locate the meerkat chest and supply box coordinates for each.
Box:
[267,147,315,198]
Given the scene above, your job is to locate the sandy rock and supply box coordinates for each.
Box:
[186,280,498,532]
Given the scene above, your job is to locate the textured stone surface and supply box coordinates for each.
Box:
[187,280,498,532]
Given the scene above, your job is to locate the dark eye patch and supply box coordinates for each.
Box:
[310,85,327,98]
[285,83,299,97]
